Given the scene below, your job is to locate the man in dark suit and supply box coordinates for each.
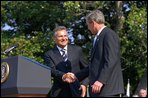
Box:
[44,26,88,97]
[67,9,125,97]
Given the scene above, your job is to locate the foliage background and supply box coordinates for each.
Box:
[1,1,147,96]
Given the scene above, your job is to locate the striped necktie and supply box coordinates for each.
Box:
[61,49,68,62]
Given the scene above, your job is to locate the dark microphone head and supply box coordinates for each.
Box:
[14,43,19,47]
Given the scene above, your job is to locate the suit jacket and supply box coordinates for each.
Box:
[76,27,124,97]
[44,44,88,97]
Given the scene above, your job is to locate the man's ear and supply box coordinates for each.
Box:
[92,20,96,25]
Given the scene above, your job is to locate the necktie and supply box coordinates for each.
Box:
[61,49,68,62]
[93,35,100,47]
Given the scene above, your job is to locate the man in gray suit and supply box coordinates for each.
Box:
[66,9,125,97]
[44,26,88,97]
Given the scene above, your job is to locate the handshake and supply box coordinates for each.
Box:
[62,72,87,97]
[62,72,77,83]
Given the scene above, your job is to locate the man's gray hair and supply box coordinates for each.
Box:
[86,10,105,24]
[53,26,67,33]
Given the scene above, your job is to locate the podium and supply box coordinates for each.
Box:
[1,56,52,97]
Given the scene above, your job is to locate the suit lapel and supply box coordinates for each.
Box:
[90,36,100,59]
[53,47,63,62]
[67,45,73,62]
[52,45,74,64]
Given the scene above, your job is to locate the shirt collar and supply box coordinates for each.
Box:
[96,26,106,37]
[57,45,67,51]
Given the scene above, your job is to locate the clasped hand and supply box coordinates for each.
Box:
[62,72,87,97]
[62,72,77,83]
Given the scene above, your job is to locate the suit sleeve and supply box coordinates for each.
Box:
[78,47,89,85]
[97,32,120,84]
[44,52,65,81]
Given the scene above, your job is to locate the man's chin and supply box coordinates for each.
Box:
[61,43,68,46]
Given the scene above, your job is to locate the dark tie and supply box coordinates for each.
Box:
[93,36,97,47]
[61,49,68,62]
[93,35,99,47]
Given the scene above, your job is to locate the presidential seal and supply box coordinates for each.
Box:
[1,62,10,84]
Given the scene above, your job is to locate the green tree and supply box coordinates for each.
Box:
[1,1,147,95]
[121,3,147,94]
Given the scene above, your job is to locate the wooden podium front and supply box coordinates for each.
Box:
[1,56,52,97]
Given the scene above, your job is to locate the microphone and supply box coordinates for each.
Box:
[3,44,19,54]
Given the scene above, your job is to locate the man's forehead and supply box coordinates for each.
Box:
[55,30,67,35]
